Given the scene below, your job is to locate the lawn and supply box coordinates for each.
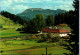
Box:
[0,29,29,38]
[1,39,70,55]
[0,29,70,55]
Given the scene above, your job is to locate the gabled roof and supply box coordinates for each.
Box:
[42,28,71,33]
[59,29,71,33]
[42,29,59,33]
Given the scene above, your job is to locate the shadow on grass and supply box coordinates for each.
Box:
[63,53,70,55]
[16,28,39,34]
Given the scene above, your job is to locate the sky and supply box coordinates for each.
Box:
[0,0,74,14]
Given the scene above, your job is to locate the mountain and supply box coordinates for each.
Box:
[0,15,21,28]
[17,8,67,20]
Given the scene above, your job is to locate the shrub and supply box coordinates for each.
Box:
[22,43,25,45]
[37,34,47,42]
[41,34,47,38]
[37,35,42,40]
[47,33,53,38]
[59,39,67,46]
[16,28,22,31]
[0,25,3,28]
[51,36,60,42]
[0,51,4,53]
[37,33,61,42]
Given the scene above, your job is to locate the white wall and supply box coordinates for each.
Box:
[59,34,68,37]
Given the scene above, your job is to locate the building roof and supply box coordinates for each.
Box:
[59,29,71,33]
[42,28,71,33]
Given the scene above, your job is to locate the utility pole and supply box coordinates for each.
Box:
[46,47,47,55]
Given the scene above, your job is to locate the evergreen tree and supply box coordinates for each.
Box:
[54,0,79,54]
[54,13,66,25]
[46,15,54,26]
[65,0,79,55]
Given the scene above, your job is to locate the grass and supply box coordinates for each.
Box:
[1,39,70,55]
[0,15,22,29]
[0,28,70,55]
[0,29,29,38]
[0,15,70,55]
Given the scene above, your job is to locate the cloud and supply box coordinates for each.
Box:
[8,0,12,2]
[54,4,74,11]
[20,0,24,2]
[10,5,29,14]
[11,5,29,11]
[53,0,73,5]
[53,0,64,3]
[44,0,52,2]
[14,0,18,2]
[0,0,74,14]
[32,0,41,2]
[43,6,53,9]
[32,0,52,2]
[1,1,12,7]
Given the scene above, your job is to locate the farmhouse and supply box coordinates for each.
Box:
[42,28,71,37]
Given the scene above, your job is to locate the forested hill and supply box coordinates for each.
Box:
[17,8,66,20]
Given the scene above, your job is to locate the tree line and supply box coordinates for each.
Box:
[0,11,55,33]
[21,14,54,33]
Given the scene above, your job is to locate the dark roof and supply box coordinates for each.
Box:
[42,28,71,33]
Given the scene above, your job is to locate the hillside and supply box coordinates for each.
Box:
[17,8,66,20]
[0,15,21,28]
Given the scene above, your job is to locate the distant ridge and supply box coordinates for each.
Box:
[26,8,43,10]
[17,8,66,21]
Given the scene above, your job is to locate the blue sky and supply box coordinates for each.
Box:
[0,0,74,14]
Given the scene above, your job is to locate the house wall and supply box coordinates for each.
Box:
[42,32,70,37]
[59,33,68,37]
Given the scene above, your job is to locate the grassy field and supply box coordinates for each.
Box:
[0,15,70,55]
[0,15,22,29]
[0,29,29,38]
[1,39,70,55]
[0,29,70,55]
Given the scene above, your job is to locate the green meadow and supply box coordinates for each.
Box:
[1,29,28,38]
[0,15,70,55]
[0,29,70,55]
[1,38,70,55]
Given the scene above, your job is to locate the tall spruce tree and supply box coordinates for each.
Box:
[46,15,54,26]
[66,0,79,55]
[54,0,79,54]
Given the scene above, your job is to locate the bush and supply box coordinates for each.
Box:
[0,25,3,28]
[37,34,47,42]
[47,33,53,38]
[51,36,60,42]
[16,28,22,31]
[47,33,60,42]
[0,51,4,53]
[37,33,61,42]
[59,39,67,46]
[41,34,47,38]
[22,43,25,45]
